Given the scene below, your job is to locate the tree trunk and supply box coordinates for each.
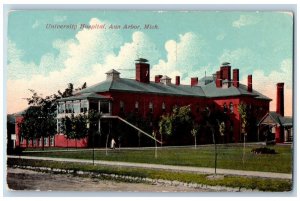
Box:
[42,136,44,151]
[194,136,197,149]
[105,134,109,156]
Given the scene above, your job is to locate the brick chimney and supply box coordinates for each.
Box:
[191,77,198,86]
[216,71,222,88]
[175,76,180,85]
[276,83,284,116]
[233,69,239,88]
[155,75,162,83]
[247,75,252,92]
[135,58,150,83]
[220,66,231,81]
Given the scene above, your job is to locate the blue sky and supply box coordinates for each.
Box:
[7,10,293,115]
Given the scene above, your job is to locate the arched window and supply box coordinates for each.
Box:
[229,102,234,113]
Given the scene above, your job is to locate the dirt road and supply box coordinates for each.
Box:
[6,168,216,192]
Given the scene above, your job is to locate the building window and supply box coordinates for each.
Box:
[44,137,48,146]
[20,136,24,143]
[66,101,73,113]
[100,101,109,114]
[80,100,88,113]
[162,102,166,112]
[57,118,62,133]
[39,138,42,146]
[196,104,200,113]
[33,139,37,147]
[58,102,65,114]
[73,100,81,113]
[135,101,139,113]
[50,136,54,146]
[223,103,228,113]
[120,101,124,112]
[229,102,234,114]
[149,102,153,113]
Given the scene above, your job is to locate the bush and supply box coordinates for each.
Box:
[251,147,277,154]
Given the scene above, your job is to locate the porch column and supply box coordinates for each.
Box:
[109,101,112,115]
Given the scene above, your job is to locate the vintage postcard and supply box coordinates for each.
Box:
[6,9,294,194]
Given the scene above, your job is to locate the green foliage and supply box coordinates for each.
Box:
[19,90,57,146]
[61,114,88,140]
[60,109,101,140]
[19,83,91,147]
[8,158,292,192]
[158,105,193,145]
[237,103,248,134]
[20,145,292,173]
[219,121,226,136]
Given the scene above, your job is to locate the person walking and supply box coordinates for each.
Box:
[110,138,116,149]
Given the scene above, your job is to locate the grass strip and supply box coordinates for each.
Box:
[20,145,293,173]
[7,158,292,192]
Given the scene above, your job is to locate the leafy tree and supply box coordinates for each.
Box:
[238,103,249,164]
[58,83,74,98]
[60,109,101,148]
[218,121,226,143]
[60,114,88,148]
[191,126,199,149]
[19,90,57,150]
[159,105,193,145]
[57,82,88,98]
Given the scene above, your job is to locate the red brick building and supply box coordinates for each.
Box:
[15,58,280,148]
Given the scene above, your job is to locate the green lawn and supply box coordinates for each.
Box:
[20,144,293,173]
[7,158,292,192]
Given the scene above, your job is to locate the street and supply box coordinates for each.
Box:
[6,168,216,192]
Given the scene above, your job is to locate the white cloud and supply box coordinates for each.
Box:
[7,40,39,79]
[151,32,207,83]
[78,31,160,85]
[232,15,260,28]
[240,59,293,116]
[7,18,159,114]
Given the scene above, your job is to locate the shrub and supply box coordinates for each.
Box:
[251,147,277,154]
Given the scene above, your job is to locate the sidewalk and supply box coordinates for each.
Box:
[8,155,292,180]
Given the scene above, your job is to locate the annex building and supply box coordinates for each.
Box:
[14,58,292,148]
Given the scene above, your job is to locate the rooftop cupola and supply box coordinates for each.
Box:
[106,69,120,80]
[160,75,172,85]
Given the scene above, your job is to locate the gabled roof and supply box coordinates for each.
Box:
[259,111,293,127]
